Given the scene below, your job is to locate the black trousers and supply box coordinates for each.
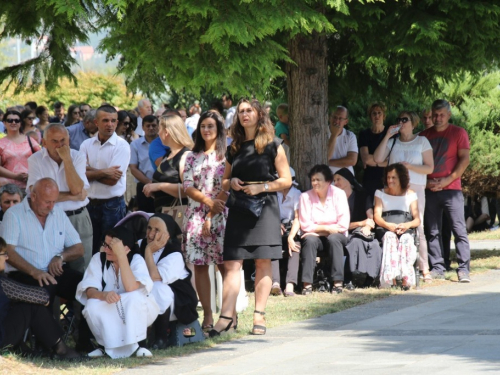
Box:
[300,233,347,283]
[271,236,300,286]
[137,182,156,213]
[8,265,83,306]
[2,302,63,350]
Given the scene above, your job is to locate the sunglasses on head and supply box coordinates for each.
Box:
[396,117,410,124]
[5,119,20,123]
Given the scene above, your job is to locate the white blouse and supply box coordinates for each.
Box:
[375,189,418,213]
[387,136,432,186]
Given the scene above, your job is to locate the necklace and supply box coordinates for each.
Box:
[110,263,120,290]
[116,299,126,325]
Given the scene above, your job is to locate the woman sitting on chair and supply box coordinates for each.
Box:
[138,214,199,350]
[374,163,420,290]
[76,227,159,358]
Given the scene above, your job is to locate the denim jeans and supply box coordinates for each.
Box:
[424,190,470,273]
[87,196,127,254]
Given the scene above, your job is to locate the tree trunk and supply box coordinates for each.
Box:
[286,33,329,190]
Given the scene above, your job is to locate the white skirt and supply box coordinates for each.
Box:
[83,289,159,358]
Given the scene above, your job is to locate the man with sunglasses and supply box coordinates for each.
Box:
[420,99,471,283]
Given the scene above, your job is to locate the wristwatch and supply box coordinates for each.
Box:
[54,253,64,262]
[264,183,269,192]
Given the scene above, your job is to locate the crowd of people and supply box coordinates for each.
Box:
[0,95,484,360]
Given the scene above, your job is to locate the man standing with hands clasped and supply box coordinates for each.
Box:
[80,105,130,255]
[420,99,471,282]
[327,106,358,175]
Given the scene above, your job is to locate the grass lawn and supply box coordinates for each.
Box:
[466,227,500,241]
[2,249,500,375]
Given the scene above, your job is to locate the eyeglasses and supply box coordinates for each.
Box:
[0,251,8,257]
[332,116,348,121]
[5,119,21,124]
[102,241,112,250]
[27,117,36,120]
[122,122,131,127]
[396,117,410,124]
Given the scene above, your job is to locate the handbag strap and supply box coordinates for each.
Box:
[381,210,412,220]
[386,137,397,163]
[27,135,36,154]
[177,183,183,209]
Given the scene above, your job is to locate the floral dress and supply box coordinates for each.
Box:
[182,151,227,265]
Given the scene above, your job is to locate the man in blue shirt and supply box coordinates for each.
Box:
[67,109,98,150]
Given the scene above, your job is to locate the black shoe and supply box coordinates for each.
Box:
[331,286,343,294]
[457,271,471,283]
[151,339,169,350]
[430,270,445,280]
[207,315,233,338]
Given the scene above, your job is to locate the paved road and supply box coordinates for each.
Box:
[123,269,500,375]
[452,239,500,251]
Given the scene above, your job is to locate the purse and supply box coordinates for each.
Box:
[226,189,266,218]
[375,210,414,240]
[350,226,375,242]
[161,183,186,231]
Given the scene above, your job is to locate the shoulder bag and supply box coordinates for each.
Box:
[161,183,186,232]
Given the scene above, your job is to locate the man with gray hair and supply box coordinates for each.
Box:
[67,109,98,150]
[27,124,92,273]
[327,105,358,175]
[0,184,23,223]
[135,98,152,136]
[420,99,471,282]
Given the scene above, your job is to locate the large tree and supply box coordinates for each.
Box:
[1,0,500,187]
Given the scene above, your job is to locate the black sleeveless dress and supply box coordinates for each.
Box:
[223,138,283,260]
[152,147,189,212]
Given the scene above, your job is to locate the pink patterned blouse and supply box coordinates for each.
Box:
[0,136,40,188]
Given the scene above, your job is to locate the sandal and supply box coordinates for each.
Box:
[301,286,313,295]
[206,315,233,338]
[251,310,266,335]
[423,272,432,282]
[270,284,282,296]
[201,323,213,332]
[331,285,343,294]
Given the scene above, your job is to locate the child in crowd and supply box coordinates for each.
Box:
[274,103,290,146]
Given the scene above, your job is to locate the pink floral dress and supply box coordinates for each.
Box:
[182,151,227,265]
[0,136,40,188]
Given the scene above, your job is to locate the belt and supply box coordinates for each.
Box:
[65,207,85,217]
[88,196,123,206]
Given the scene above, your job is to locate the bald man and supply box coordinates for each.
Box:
[1,178,84,303]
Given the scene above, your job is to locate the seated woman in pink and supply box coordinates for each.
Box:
[298,164,350,295]
[0,110,41,190]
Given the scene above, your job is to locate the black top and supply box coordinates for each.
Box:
[224,138,282,248]
[358,127,388,184]
[152,147,189,211]
[0,275,50,346]
[348,190,372,226]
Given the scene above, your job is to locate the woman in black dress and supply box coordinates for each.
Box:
[143,115,194,212]
[208,99,291,337]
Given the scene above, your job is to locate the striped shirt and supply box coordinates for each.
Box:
[1,198,81,272]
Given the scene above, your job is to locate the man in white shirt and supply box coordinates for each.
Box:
[135,98,152,137]
[80,105,131,255]
[222,93,236,129]
[327,106,358,175]
[27,123,92,273]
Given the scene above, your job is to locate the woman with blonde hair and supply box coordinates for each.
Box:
[208,99,291,337]
[143,115,194,212]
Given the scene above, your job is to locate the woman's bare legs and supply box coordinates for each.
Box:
[212,260,242,332]
[253,258,272,329]
[194,265,212,328]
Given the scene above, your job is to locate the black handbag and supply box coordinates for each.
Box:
[375,210,414,240]
[350,226,375,242]
[226,189,266,218]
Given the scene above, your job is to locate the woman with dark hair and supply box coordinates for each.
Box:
[333,168,382,289]
[63,104,81,127]
[182,111,228,332]
[116,110,131,140]
[209,99,291,337]
[299,164,350,294]
[76,226,159,358]
[0,237,80,359]
[374,163,420,290]
[139,214,198,349]
[20,109,41,142]
[374,111,433,281]
[0,110,40,190]
[35,105,50,133]
[126,111,140,143]
[358,102,389,198]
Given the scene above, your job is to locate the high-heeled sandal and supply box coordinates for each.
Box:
[232,314,239,331]
[206,315,233,338]
[252,310,266,335]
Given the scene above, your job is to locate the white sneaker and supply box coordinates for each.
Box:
[88,348,105,358]
[136,347,153,357]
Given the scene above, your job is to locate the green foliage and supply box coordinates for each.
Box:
[0,71,140,111]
